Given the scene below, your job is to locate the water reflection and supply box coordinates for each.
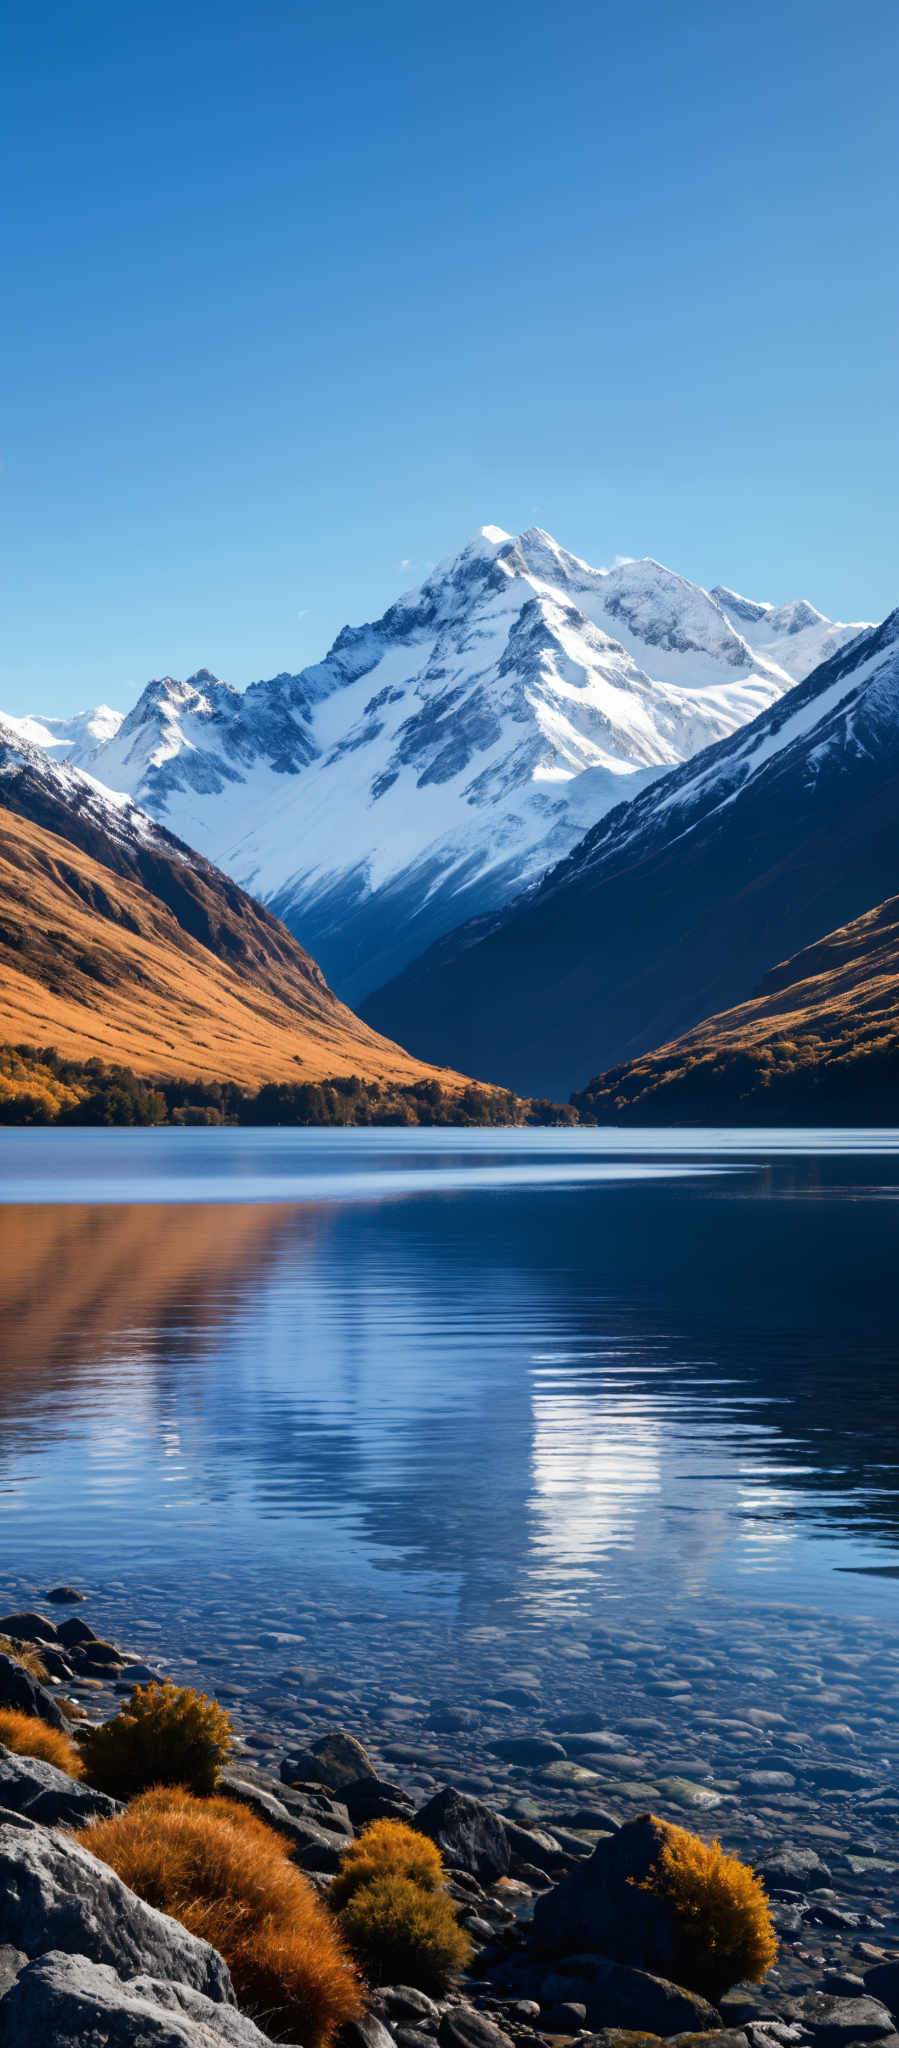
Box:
[0,1136,897,1634]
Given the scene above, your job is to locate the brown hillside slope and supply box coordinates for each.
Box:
[574,894,899,1125]
[0,750,463,1090]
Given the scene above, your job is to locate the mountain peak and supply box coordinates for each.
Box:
[4,527,871,1007]
[185,667,224,688]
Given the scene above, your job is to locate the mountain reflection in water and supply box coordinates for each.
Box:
[0,1132,897,1636]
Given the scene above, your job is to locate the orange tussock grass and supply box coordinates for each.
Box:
[639,1817,777,1999]
[0,1706,84,1776]
[330,1818,445,1907]
[76,1788,364,2046]
[0,1635,49,1681]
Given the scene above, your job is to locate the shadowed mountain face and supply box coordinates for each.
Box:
[0,720,456,1089]
[4,530,861,1001]
[362,610,899,1098]
[574,891,899,1124]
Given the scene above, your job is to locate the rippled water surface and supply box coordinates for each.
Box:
[1,1127,898,1714]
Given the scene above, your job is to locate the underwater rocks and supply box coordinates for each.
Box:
[3,1584,899,2047]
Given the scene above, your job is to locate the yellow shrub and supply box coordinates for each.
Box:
[76,1788,363,2046]
[0,1706,84,1777]
[330,1818,445,1908]
[78,1682,232,1798]
[639,1818,777,1999]
[0,1636,48,1681]
[339,1872,472,1992]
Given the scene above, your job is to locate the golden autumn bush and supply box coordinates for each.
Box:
[0,1047,83,1120]
[78,1681,233,1798]
[330,1818,444,1907]
[339,1872,472,1992]
[0,1706,84,1777]
[333,1818,471,1992]
[640,1818,777,1999]
[76,1788,363,2046]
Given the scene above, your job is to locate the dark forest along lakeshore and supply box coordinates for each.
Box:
[2,1126,899,1903]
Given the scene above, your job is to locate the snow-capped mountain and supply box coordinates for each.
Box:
[12,527,866,1000]
[2,704,124,768]
[0,713,172,860]
[362,607,899,1097]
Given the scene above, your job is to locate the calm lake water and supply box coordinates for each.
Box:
[2,1126,899,1781]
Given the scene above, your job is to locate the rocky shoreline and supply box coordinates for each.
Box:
[0,1589,898,2048]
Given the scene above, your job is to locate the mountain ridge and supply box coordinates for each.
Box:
[573,889,899,1125]
[7,527,864,1001]
[361,606,899,1097]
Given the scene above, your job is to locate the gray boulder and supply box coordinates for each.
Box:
[288,1818,351,1872]
[414,1787,510,1882]
[343,2017,400,2048]
[0,1954,24,2001]
[56,1618,101,1648]
[502,1819,567,1874]
[0,1654,67,1732]
[533,1814,679,1971]
[0,1746,118,1829]
[343,1777,414,1827]
[0,1614,59,1646]
[539,2001,588,2032]
[216,1770,349,1855]
[582,2036,746,2048]
[0,1951,281,2046]
[757,1845,832,1892]
[866,1965,899,2020]
[0,1819,232,2001]
[532,1811,752,1998]
[32,1646,75,1683]
[539,1956,721,2034]
[490,1737,567,1767]
[381,1987,441,2025]
[439,2008,514,2048]
[787,1994,895,2045]
[581,2034,749,2048]
[289,1731,379,1792]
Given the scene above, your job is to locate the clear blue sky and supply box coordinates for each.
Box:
[4,0,898,715]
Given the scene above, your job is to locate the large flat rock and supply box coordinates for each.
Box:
[0,1818,232,2003]
[0,1950,280,2046]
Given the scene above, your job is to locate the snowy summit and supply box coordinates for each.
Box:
[7,527,867,1000]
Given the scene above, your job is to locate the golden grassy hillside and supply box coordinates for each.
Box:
[0,805,462,1091]
[574,893,899,1123]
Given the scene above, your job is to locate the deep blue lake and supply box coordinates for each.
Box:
[1,1126,898,1809]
